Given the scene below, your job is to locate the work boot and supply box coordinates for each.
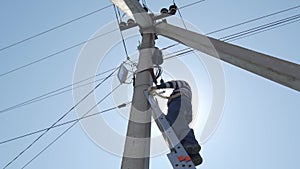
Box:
[183,143,201,154]
[189,153,203,166]
[181,132,201,154]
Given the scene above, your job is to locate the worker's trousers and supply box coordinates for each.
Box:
[166,95,198,145]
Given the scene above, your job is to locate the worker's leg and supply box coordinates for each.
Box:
[167,96,202,165]
[180,96,200,150]
[166,96,198,145]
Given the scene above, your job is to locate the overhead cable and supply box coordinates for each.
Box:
[0,0,207,78]
[221,13,300,41]
[2,67,118,169]
[0,5,113,52]
[206,4,300,35]
[0,101,131,145]
[179,0,206,9]
[113,5,130,60]
[0,67,117,114]
[21,83,123,169]
[228,17,300,42]
[0,28,118,78]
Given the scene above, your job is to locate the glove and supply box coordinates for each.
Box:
[147,86,157,94]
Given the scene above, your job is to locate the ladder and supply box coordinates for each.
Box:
[144,91,196,169]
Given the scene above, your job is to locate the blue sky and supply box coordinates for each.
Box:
[0,0,299,169]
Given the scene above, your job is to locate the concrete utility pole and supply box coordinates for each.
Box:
[111,1,159,169]
[121,33,155,169]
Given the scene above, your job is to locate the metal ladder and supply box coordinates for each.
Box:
[144,91,196,169]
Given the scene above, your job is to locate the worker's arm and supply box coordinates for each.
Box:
[156,81,177,89]
[147,81,175,93]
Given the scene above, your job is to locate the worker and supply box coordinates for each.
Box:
[148,80,202,166]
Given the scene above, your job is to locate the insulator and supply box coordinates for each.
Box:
[160,8,168,14]
[119,21,127,28]
[169,4,177,15]
[127,18,135,25]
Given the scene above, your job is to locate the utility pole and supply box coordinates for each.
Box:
[121,33,155,169]
[112,1,300,169]
[111,1,161,169]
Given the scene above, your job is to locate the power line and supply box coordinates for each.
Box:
[0,0,206,115]
[0,71,134,145]
[228,17,300,42]
[179,0,206,10]
[162,13,300,59]
[160,5,300,55]
[22,121,75,169]
[0,5,113,52]
[0,67,117,114]
[221,13,300,41]
[113,5,130,59]
[206,4,300,35]
[0,101,131,145]
[0,75,113,114]
[161,43,180,50]
[2,67,118,169]
[164,47,191,57]
[21,83,123,169]
[164,49,194,60]
[175,2,188,30]
[0,28,118,78]
[0,0,207,78]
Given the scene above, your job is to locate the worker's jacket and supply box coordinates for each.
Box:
[156,80,194,138]
[156,80,192,101]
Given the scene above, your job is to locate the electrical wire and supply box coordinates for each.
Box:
[161,43,180,50]
[172,0,188,30]
[0,56,134,117]
[21,83,123,169]
[0,5,113,52]
[2,67,119,169]
[0,67,117,114]
[160,5,300,54]
[0,0,207,78]
[164,47,191,57]
[164,49,194,60]
[228,17,300,42]
[0,28,118,78]
[179,0,206,10]
[0,101,131,145]
[2,1,296,79]
[162,14,300,59]
[0,70,135,145]
[113,5,130,60]
[206,4,300,35]
[177,7,188,30]
[163,13,300,59]
[221,13,300,41]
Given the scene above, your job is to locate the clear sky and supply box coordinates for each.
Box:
[0,0,300,169]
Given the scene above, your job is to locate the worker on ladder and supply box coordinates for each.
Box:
[148,80,203,166]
